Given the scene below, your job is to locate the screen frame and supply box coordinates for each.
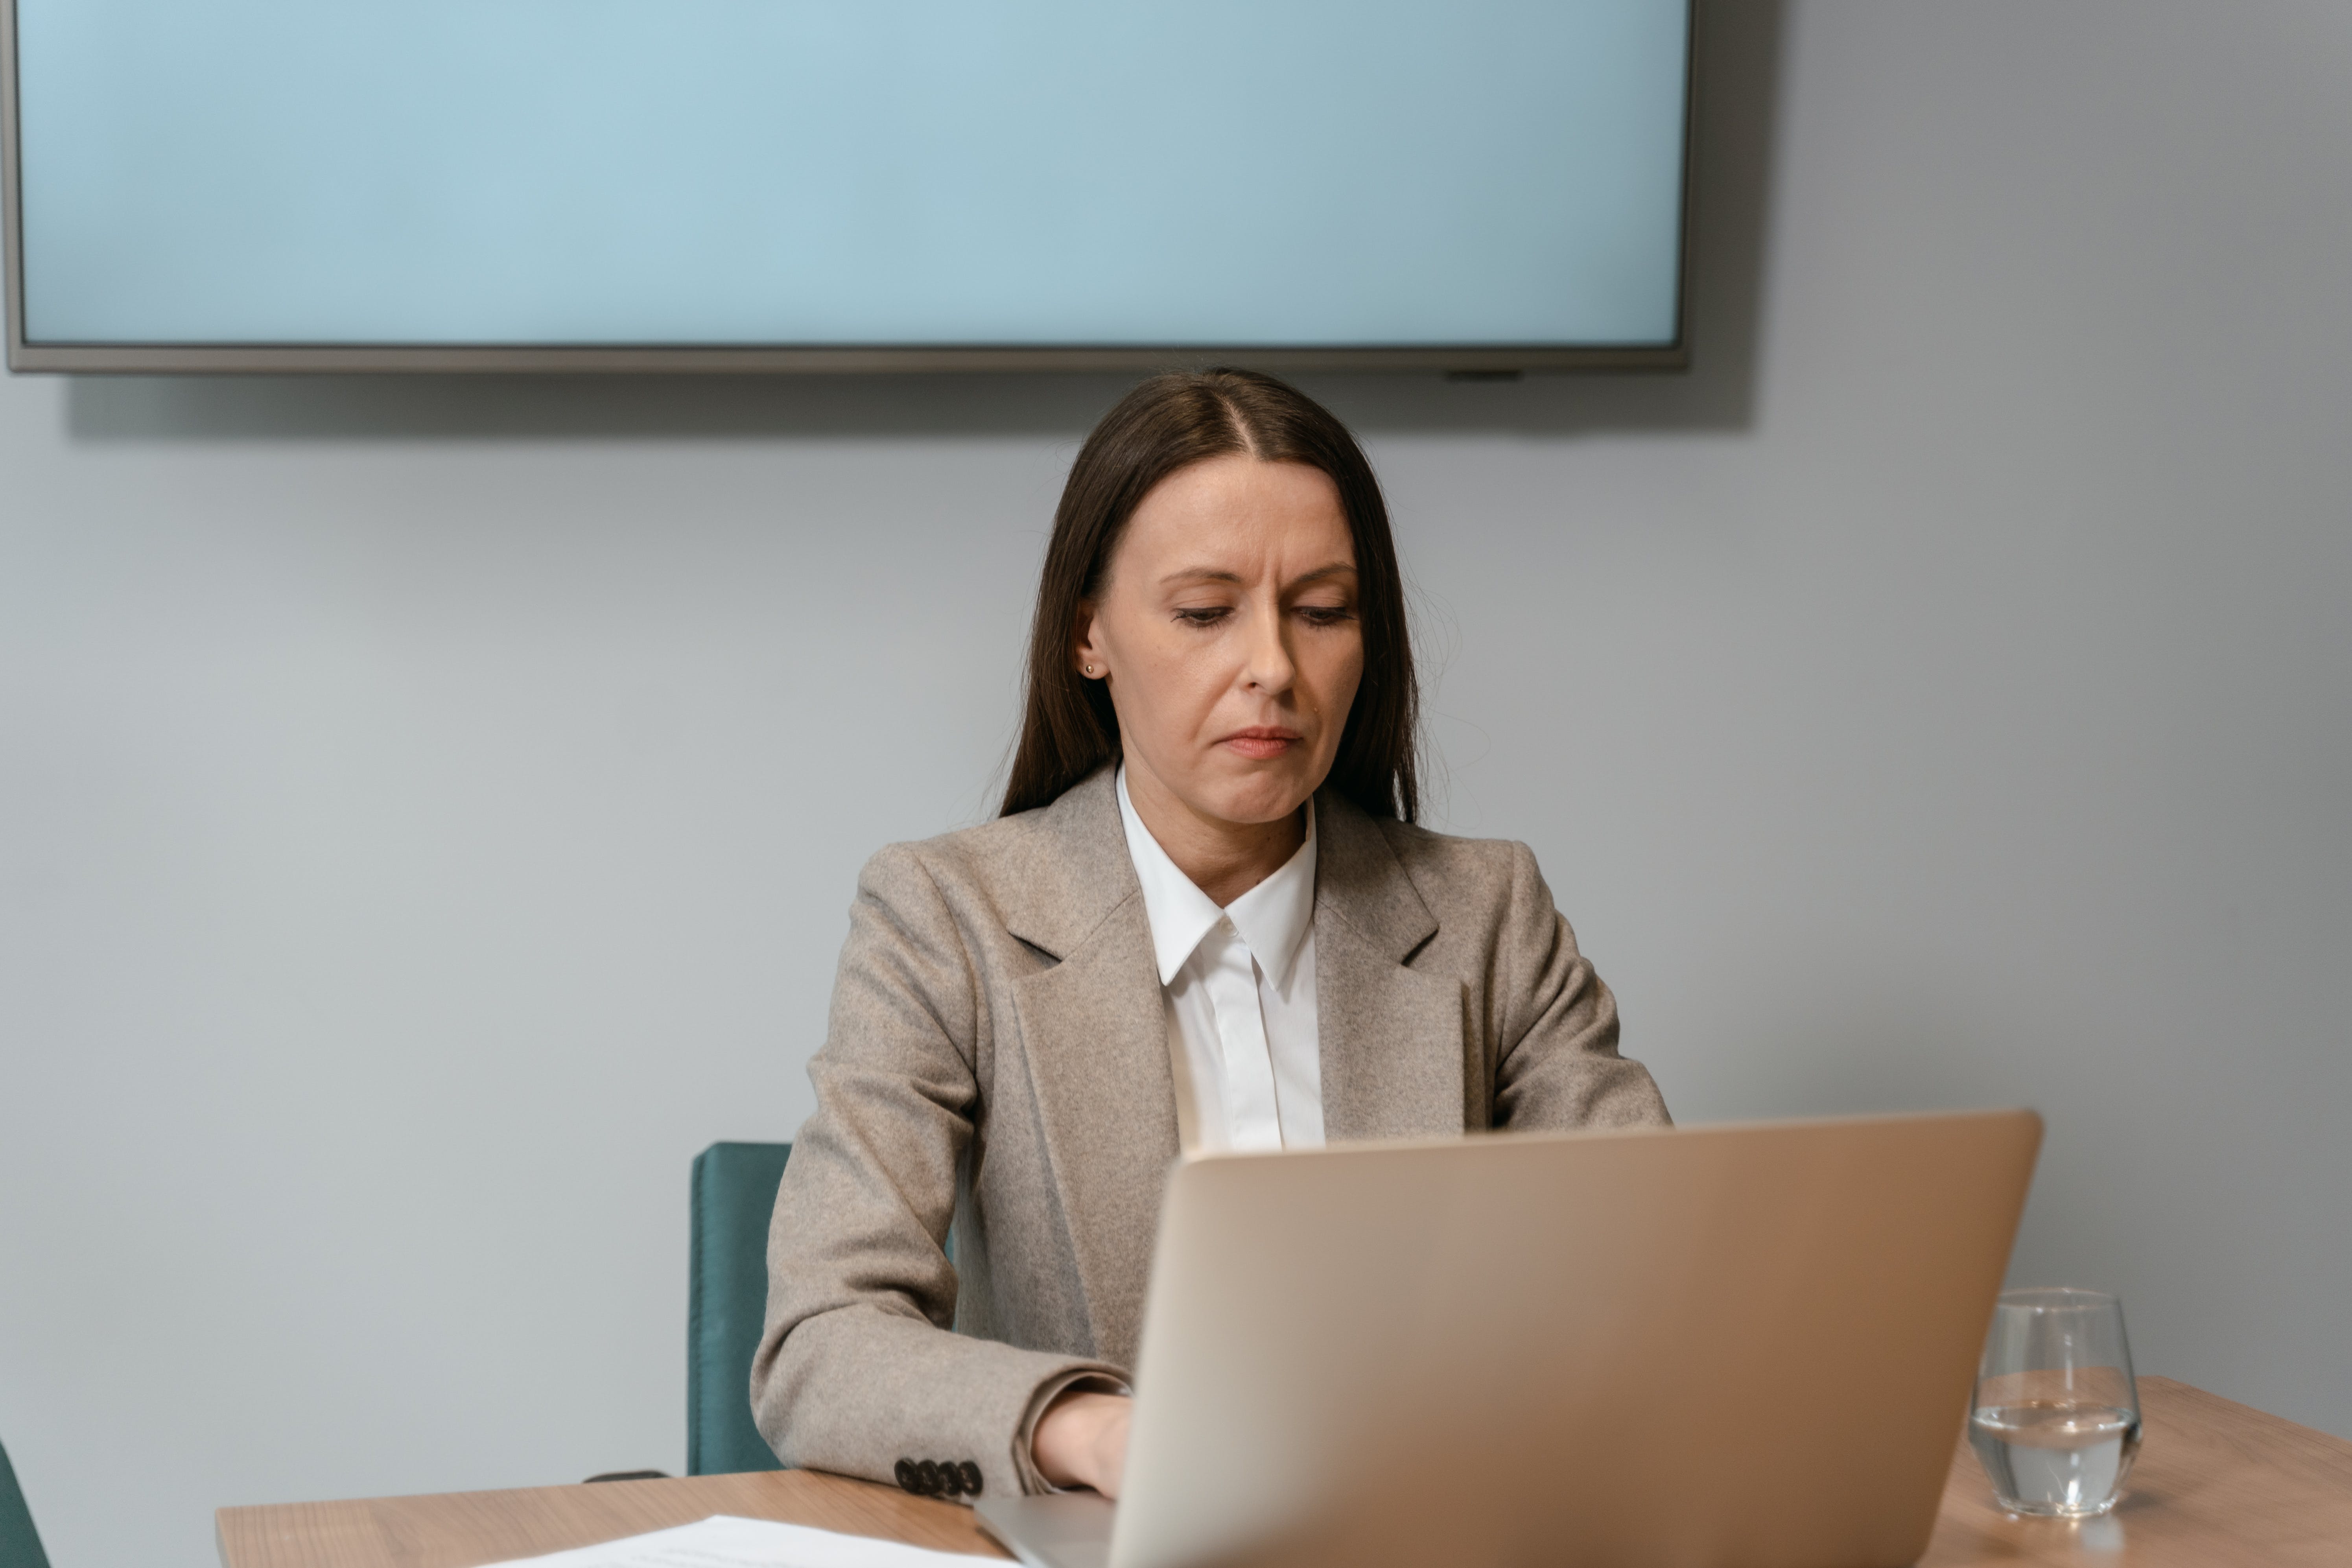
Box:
[1,0,1693,375]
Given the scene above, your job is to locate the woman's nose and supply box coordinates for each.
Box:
[1242,605,1296,693]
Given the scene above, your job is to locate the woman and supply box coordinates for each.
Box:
[751,369,1668,1505]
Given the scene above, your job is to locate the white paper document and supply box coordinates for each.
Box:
[482,1514,999,1568]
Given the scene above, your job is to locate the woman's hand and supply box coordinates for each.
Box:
[1032,1389,1132,1498]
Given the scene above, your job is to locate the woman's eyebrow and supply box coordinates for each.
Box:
[1157,561,1358,588]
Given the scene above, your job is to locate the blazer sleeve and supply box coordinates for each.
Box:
[1487,841,1672,1131]
[750,842,1125,1500]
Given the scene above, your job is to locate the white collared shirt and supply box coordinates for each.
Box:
[1116,766,1324,1153]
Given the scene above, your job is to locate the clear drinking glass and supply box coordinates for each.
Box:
[1969,1288,2142,1518]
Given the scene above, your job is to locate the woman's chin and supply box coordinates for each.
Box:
[1194,774,1318,829]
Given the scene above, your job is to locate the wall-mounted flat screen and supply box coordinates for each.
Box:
[2,0,1691,373]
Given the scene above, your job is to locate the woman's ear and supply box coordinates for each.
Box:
[1072,603,1107,680]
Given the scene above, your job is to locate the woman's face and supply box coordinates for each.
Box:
[1075,453,1364,831]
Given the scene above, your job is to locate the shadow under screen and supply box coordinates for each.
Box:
[58,2,1784,447]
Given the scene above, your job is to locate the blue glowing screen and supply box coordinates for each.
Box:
[14,1,1688,347]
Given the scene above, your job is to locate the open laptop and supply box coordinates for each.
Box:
[977,1109,2041,1568]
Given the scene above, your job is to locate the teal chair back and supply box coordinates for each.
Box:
[688,1141,793,1475]
[0,1439,52,1568]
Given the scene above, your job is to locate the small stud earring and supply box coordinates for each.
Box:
[1083,663,1100,677]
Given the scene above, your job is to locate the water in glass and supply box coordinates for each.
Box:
[1968,1400,2142,1516]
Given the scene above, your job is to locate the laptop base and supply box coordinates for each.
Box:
[975,1492,1115,1568]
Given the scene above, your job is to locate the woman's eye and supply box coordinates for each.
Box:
[1297,604,1355,626]
[1173,607,1230,627]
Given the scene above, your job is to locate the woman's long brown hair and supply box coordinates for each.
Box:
[1000,368,1419,822]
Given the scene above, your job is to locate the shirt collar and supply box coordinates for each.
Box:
[1116,765,1318,989]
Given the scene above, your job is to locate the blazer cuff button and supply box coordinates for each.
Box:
[894,1459,918,1492]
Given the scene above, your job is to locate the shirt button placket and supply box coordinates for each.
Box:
[1209,925,1281,1150]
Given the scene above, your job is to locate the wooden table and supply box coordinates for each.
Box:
[218,1377,2352,1568]
[1917,1377,2352,1566]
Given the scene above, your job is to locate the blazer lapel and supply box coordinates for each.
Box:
[1313,791,1471,1140]
[994,773,1470,1365]
[1004,770,1180,1363]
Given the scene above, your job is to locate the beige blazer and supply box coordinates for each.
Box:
[752,766,1668,1500]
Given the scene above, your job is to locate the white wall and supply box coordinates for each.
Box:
[6,4,2351,1562]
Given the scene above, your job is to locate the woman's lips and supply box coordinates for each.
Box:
[1221,727,1302,760]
